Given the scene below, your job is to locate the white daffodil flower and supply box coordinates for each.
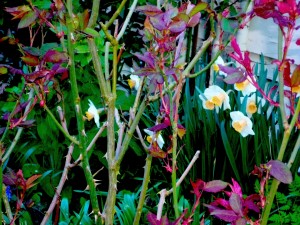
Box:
[144,129,164,149]
[234,79,256,96]
[128,75,140,91]
[85,99,100,128]
[212,56,227,77]
[199,85,231,112]
[240,94,266,118]
[230,111,255,137]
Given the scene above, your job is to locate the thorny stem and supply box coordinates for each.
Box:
[156,150,201,220]
[261,80,300,225]
[133,154,153,225]
[66,1,101,223]
[88,38,111,98]
[41,144,74,225]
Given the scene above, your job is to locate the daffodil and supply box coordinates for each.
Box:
[230,111,255,137]
[234,78,256,96]
[199,85,231,112]
[240,94,266,117]
[85,99,100,128]
[213,56,227,77]
[128,75,140,90]
[144,129,164,149]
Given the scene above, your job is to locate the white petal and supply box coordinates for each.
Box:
[88,100,100,128]
[157,134,165,149]
[130,75,140,90]
[230,111,254,137]
[241,82,256,96]
[144,129,164,148]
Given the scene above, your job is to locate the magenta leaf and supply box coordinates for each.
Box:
[267,160,293,184]
[147,212,170,225]
[210,209,240,222]
[244,194,261,213]
[203,180,228,193]
[229,193,243,216]
[191,179,206,198]
[230,178,243,198]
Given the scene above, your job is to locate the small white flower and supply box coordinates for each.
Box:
[240,94,266,117]
[128,75,140,90]
[199,85,231,112]
[144,129,164,149]
[213,56,227,77]
[234,79,256,96]
[230,111,255,137]
[86,99,100,128]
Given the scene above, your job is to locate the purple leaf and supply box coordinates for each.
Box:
[210,209,240,222]
[148,123,169,132]
[169,20,186,33]
[203,180,228,193]
[236,218,247,225]
[187,12,201,27]
[229,193,243,216]
[267,160,293,184]
[133,52,155,68]
[150,14,168,31]
[136,5,162,16]
[218,65,247,84]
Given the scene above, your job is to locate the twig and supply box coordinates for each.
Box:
[156,150,201,220]
[71,122,108,168]
[57,106,69,134]
[40,144,74,225]
[116,0,139,41]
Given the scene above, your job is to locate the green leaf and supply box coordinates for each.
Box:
[22,163,40,178]
[83,27,100,37]
[219,121,241,183]
[18,11,38,29]
[221,18,238,33]
[115,90,135,111]
[189,2,208,17]
[75,45,90,54]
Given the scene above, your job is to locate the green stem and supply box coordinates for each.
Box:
[66,1,101,223]
[104,0,128,29]
[287,134,300,169]
[87,0,100,28]
[133,154,152,225]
